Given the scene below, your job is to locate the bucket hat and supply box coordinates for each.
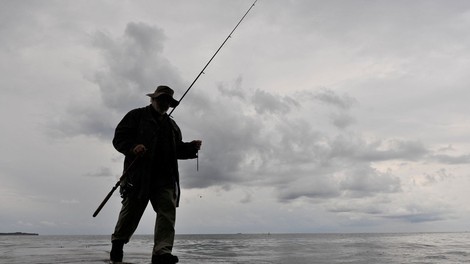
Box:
[146,85,179,107]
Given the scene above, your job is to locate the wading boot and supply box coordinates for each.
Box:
[151,253,179,264]
[110,240,124,263]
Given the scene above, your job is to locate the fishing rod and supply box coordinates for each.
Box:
[92,156,140,217]
[169,0,258,116]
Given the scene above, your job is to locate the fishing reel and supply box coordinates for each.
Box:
[119,181,135,198]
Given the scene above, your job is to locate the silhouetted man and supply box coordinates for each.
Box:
[110,85,201,264]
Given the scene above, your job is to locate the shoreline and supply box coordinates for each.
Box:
[0,232,38,236]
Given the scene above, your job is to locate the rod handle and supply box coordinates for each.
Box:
[92,185,118,217]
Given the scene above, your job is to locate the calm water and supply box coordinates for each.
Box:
[1,233,469,263]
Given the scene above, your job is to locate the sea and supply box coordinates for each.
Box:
[1,233,469,264]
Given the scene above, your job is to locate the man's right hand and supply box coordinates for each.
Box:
[132,144,147,155]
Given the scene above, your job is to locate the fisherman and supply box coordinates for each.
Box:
[110,85,202,264]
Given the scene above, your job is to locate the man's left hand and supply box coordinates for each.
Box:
[191,140,202,151]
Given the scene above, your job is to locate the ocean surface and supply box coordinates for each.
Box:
[1,232,469,263]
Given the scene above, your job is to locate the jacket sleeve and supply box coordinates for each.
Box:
[170,119,199,160]
[112,109,142,157]
[177,142,199,160]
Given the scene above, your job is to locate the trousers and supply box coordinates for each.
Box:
[111,187,177,255]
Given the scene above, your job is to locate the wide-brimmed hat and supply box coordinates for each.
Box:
[146,85,179,107]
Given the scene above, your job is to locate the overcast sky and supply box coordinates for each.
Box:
[2,0,470,235]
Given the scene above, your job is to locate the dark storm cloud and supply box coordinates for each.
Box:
[385,212,446,223]
[422,168,453,185]
[48,104,116,139]
[327,199,450,224]
[324,136,429,164]
[278,180,340,201]
[309,88,357,110]
[353,139,429,162]
[387,213,448,223]
[179,82,414,204]
[432,154,470,164]
[330,112,355,129]
[50,22,185,138]
[296,88,357,129]
[92,22,184,112]
[340,165,401,197]
[217,76,246,100]
[252,89,299,115]
[179,92,266,188]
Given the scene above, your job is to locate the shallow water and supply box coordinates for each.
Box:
[1,233,469,263]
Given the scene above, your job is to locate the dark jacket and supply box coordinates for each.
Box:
[113,105,198,206]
